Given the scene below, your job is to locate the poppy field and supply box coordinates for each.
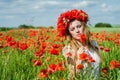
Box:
[0,28,120,80]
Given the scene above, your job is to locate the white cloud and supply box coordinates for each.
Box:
[101,3,107,8]
[101,3,120,13]
[4,15,16,19]
[46,1,60,5]
[0,1,43,15]
[32,1,60,10]
[101,3,112,12]
[72,1,97,8]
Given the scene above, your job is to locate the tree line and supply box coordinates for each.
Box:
[0,23,117,31]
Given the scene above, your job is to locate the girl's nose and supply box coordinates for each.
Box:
[75,28,80,33]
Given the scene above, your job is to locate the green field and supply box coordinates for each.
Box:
[89,27,120,33]
[0,28,120,80]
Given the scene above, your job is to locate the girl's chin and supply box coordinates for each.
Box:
[73,37,80,40]
[76,37,80,39]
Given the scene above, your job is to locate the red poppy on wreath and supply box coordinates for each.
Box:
[57,9,89,37]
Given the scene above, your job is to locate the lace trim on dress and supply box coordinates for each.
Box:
[62,44,75,60]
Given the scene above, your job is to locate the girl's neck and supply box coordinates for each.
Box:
[76,40,87,47]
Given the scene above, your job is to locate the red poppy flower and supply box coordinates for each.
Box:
[32,60,42,66]
[0,37,3,41]
[35,49,45,58]
[29,30,37,37]
[5,36,14,42]
[56,62,65,71]
[52,44,60,48]
[42,41,46,49]
[99,46,104,50]
[48,64,57,74]
[39,69,48,79]
[57,27,66,37]
[66,52,72,57]
[19,43,28,51]
[8,41,17,47]
[114,39,119,45]
[104,48,110,52]
[102,67,108,74]
[76,64,84,70]
[110,60,120,70]
[79,10,88,22]
[87,56,96,63]
[0,32,2,36]
[79,34,86,43]
[79,52,88,60]
[71,9,79,19]
[0,44,3,49]
[50,47,59,55]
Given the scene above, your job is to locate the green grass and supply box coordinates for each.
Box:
[0,48,40,80]
[89,27,120,33]
[0,28,120,80]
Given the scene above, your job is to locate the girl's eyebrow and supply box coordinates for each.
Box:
[77,24,81,26]
[70,27,74,30]
[69,26,75,31]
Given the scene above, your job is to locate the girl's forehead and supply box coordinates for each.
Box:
[69,20,81,27]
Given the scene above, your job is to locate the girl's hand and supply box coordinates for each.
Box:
[77,46,86,54]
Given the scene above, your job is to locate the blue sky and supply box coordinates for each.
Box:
[0,0,120,27]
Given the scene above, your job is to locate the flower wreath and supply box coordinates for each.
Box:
[57,9,89,37]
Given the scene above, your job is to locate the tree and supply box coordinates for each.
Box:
[95,23,112,28]
[18,24,34,28]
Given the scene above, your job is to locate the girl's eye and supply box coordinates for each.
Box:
[71,28,75,31]
[77,25,81,28]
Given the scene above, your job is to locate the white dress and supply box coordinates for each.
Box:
[62,40,100,79]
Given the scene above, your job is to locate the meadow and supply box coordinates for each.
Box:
[0,27,120,80]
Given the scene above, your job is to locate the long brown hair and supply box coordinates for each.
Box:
[65,20,101,62]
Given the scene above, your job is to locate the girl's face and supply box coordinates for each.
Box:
[68,20,84,40]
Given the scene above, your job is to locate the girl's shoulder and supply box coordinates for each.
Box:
[62,45,74,54]
[62,45,75,59]
[91,40,99,47]
[91,40,100,52]
[62,45,69,51]
[62,44,72,52]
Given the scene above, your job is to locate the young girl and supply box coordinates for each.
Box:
[57,9,102,80]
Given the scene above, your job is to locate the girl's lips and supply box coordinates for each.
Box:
[77,34,81,36]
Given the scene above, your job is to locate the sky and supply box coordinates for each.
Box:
[0,0,120,27]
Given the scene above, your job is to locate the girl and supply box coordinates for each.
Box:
[57,9,102,80]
